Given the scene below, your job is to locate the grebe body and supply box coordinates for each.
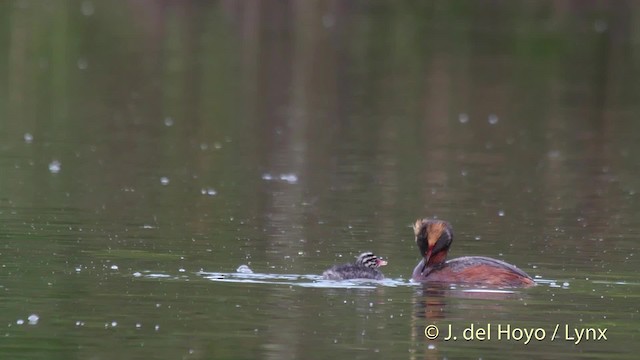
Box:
[323,252,388,280]
[411,219,534,287]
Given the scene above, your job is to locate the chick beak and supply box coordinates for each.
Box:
[377,258,388,267]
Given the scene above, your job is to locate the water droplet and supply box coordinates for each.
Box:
[498,210,505,217]
[164,117,174,127]
[160,177,170,185]
[322,14,335,28]
[428,344,436,350]
[236,265,253,274]
[136,323,141,329]
[110,265,118,270]
[262,173,298,184]
[155,325,160,331]
[28,314,39,325]
[458,113,469,124]
[16,319,24,325]
[279,173,298,184]
[111,321,118,327]
[178,268,185,272]
[77,58,88,70]
[488,114,499,125]
[24,133,33,143]
[594,19,607,33]
[81,1,94,16]
[548,150,561,158]
[200,188,217,196]
[48,160,61,174]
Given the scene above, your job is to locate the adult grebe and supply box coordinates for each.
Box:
[411,219,534,287]
[323,252,388,280]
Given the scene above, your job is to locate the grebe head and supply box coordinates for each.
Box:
[413,219,453,271]
[355,252,388,268]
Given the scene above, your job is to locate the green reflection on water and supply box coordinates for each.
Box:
[1,0,640,359]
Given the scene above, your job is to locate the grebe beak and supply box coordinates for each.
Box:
[377,259,388,267]
[421,249,432,273]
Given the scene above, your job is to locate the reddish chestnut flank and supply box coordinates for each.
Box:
[411,219,535,287]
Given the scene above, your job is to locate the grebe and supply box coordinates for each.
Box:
[411,219,534,287]
[322,252,388,280]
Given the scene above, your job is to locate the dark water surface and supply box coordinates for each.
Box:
[1,1,639,359]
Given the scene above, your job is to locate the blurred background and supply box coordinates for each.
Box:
[0,1,638,359]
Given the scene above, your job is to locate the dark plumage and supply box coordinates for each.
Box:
[322,252,388,280]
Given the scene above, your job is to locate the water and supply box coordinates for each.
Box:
[1,1,639,359]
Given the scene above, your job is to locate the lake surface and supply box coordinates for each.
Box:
[1,1,639,359]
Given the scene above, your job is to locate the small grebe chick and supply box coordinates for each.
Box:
[411,219,534,287]
[322,252,388,280]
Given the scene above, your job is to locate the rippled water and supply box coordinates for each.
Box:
[1,1,640,359]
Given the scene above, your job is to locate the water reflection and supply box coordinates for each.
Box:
[2,0,640,359]
[410,284,533,360]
